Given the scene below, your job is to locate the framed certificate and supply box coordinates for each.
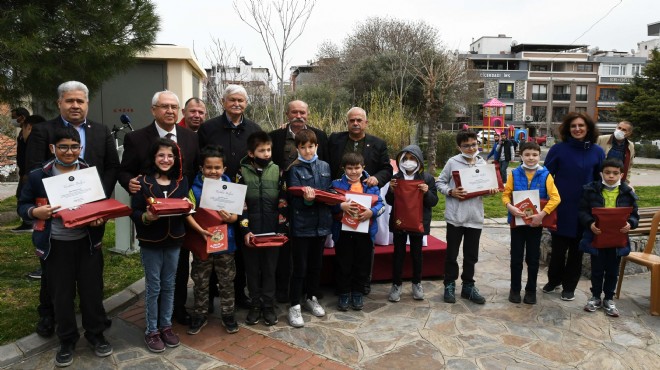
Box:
[199,178,247,215]
[452,164,503,200]
[42,166,106,211]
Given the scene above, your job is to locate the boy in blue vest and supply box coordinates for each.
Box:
[502,142,560,304]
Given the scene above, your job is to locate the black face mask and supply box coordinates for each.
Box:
[253,157,271,168]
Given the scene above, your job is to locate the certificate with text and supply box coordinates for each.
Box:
[199,178,247,215]
[42,166,106,211]
[456,164,500,193]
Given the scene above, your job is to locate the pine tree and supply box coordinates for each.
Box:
[617,49,660,139]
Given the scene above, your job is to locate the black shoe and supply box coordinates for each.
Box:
[36,316,55,337]
[11,222,33,233]
[235,295,251,310]
[262,307,278,326]
[55,342,75,367]
[363,284,371,296]
[27,268,42,279]
[173,310,191,326]
[187,315,208,335]
[461,283,486,304]
[245,307,261,325]
[444,281,456,304]
[542,282,560,293]
[508,289,521,304]
[86,334,112,357]
[222,315,239,334]
[523,291,537,305]
[560,291,575,301]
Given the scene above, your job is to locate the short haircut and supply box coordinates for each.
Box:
[151,91,180,106]
[602,158,624,172]
[184,97,205,108]
[619,120,634,129]
[200,145,225,164]
[222,84,248,101]
[519,141,541,153]
[247,131,272,153]
[286,100,308,113]
[558,112,598,142]
[25,115,46,125]
[11,107,29,118]
[57,81,89,100]
[53,126,81,144]
[456,129,478,145]
[346,106,367,120]
[341,152,364,167]
[294,129,317,147]
[145,138,183,180]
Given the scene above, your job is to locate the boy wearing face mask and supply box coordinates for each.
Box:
[578,158,639,317]
[502,142,560,305]
[436,130,499,305]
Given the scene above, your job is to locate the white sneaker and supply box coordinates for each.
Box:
[288,305,304,327]
[303,296,326,317]
[412,283,425,300]
[388,284,402,302]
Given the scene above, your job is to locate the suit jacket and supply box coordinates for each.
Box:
[269,124,329,169]
[327,132,393,187]
[118,122,199,192]
[25,116,119,197]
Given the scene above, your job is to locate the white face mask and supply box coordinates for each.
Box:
[11,118,20,127]
[461,151,478,160]
[600,173,621,189]
[522,163,540,170]
[613,129,626,141]
[399,159,418,172]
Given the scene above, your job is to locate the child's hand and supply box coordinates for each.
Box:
[33,204,61,220]
[358,208,373,222]
[418,183,428,193]
[217,210,233,222]
[90,217,106,227]
[489,188,500,194]
[620,222,631,234]
[244,232,255,247]
[389,179,397,189]
[527,212,546,227]
[302,186,316,201]
[450,187,466,200]
[145,210,159,222]
[340,200,359,216]
[590,222,601,235]
[198,228,213,238]
[506,204,526,218]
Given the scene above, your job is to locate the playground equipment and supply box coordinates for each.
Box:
[467,98,514,150]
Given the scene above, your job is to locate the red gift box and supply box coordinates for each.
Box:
[251,234,289,248]
[592,207,633,248]
[186,208,225,260]
[287,186,345,205]
[393,180,424,233]
[54,198,132,228]
[451,165,504,200]
[341,201,368,230]
[510,199,558,231]
[147,197,193,216]
[207,224,229,253]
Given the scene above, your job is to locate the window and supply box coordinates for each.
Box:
[552,107,569,122]
[603,64,626,76]
[531,63,550,71]
[532,84,547,100]
[574,107,587,114]
[598,109,616,122]
[553,85,570,101]
[531,106,547,122]
[505,105,513,121]
[491,61,507,70]
[632,64,644,76]
[599,88,619,102]
[472,60,488,70]
[498,83,514,99]
[577,64,593,72]
[575,85,588,101]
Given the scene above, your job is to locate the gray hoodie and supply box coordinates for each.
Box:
[435,153,487,229]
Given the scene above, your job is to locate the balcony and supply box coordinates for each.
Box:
[575,94,588,102]
[532,93,547,100]
[553,93,571,101]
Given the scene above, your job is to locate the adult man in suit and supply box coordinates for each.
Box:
[25,81,120,339]
[119,90,200,325]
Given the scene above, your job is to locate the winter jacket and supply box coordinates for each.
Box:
[287,158,333,237]
[331,170,385,241]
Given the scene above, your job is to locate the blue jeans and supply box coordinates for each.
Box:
[141,246,180,334]
[499,160,509,184]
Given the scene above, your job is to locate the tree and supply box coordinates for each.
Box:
[0,1,159,105]
[616,49,660,139]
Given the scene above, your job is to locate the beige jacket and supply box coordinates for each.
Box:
[596,134,635,183]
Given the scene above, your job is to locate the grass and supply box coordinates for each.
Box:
[0,201,144,345]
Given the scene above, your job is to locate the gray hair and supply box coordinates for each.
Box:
[58,81,89,100]
[151,91,180,106]
[286,100,309,113]
[346,106,367,119]
[222,84,248,102]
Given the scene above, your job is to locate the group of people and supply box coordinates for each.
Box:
[13,80,640,368]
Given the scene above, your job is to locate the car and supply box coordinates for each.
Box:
[533,135,547,146]
[476,130,499,145]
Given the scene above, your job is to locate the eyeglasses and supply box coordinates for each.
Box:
[153,104,179,111]
[460,143,478,149]
[55,145,82,152]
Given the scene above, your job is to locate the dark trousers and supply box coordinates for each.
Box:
[392,232,423,285]
[38,258,54,318]
[47,238,106,344]
[234,240,248,300]
[173,248,190,314]
[444,223,481,284]
[499,160,510,184]
[15,179,32,225]
[289,236,325,306]
[590,249,621,300]
[547,234,583,292]
[510,226,542,292]
[275,242,292,298]
[335,232,373,294]
[243,246,280,308]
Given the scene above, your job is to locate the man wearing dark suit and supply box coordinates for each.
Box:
[119,90,200,325]
[24,81,120,341]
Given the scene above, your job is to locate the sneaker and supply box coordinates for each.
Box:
[55,342,75,367]
[461,283,486,304]
[603,299,620,317]
[245,306,261,325]
[542,282,560,293]
[221,315,239,334]
[560,291,575,301]
[187,315,208,335]
[27,268,42,279]
[11,222,33,233]
[351,292,364,311]
[86,334,112,357]
[444,281,456,303]
[509,289,522,304]
[337,293,350,311]
[584,296,602,312]
[288,305,304,328]
[523,291,537,305]
[144,331,165,353]
[172,309,191,326]
[388,284,402,303]
[262,307,278,326]
[412,283,424,300]
[303,296,325,317]
[36,315,55,337]
[160,327,180,348]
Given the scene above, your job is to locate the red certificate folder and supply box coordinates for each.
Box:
[147,197,193,216]
[54,198,132,228]
[33,197,48,231]
[333,188,379,207]
[207,224,229,253]
[251,234,289,248]
[341,201,368,230]
[393,180,424,233]
[287,186,345,205]
[514,197,538,226]
[592,207,633,248]
[510,199,558,231]
[451,165,504,200]
[186,208,224,260]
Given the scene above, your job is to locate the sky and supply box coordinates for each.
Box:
[153,0,658,75]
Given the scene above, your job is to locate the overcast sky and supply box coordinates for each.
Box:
[154,0,657,73]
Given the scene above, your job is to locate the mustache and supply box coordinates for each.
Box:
[289,118,306,124]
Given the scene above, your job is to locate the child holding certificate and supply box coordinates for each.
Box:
[238,132,289,327]
[578,158,639,317]
[502,142,560,305]
[286,129,333,328]
[385,145,438,303]
[130,138,189,353]
[18,127,110,367]
[185,145,239,335]
[331,152,384,311]
[436,130,499,305]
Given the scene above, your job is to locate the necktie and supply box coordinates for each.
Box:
[165,133,173,140]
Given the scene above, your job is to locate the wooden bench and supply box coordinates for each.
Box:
[629,206,660,236]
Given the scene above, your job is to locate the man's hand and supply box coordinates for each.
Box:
[129,176,141,194]
[365,176,379,187]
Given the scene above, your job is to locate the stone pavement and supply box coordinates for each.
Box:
[4,219,659,369]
